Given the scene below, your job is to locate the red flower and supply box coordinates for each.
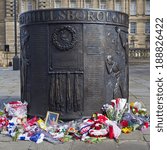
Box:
[144,122,149,128]
[111,102,115,107]
[134,107,138,113]
[95,123,102,130]
[116,98,120,105]
[109,126,114,139]
[97,114,108,123]
[120,120,128,127]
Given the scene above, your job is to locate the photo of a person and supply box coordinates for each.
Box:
[45,111,59,126]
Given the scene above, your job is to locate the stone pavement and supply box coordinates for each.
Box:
[0,63,150,150]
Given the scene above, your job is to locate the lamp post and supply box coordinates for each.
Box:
[13,0,19,70]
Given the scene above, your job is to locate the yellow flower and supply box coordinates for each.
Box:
[130,102,134,108]
[122,127,133,134]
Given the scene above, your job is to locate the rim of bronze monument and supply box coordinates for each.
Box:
[19,8,129,27]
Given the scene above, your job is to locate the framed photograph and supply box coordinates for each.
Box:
[45,111,59,126]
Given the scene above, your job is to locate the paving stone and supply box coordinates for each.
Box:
[117,140,149,150]
[143,134,150,142]
[0,141,31,150]
[142,127,150,135]
[88,140,117,150]
[71,141,90,150]
[35,141,72,150]
[0,134,12,142]
[119,130,144,141]
[70,140,117,150]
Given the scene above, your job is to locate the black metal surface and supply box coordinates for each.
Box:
[19,9,129,119]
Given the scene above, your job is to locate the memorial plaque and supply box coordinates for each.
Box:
[84,24,105,113]
[20,9,129,119]
[48,24,83,72]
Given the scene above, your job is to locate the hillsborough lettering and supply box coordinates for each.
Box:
[19,9,128,27]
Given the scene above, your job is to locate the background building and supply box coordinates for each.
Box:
[0,0,150,67]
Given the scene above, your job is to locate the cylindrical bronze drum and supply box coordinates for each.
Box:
[19,9,129,119]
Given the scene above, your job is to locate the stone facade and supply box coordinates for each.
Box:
[0,0,150,66]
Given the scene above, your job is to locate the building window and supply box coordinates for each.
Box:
[130,22,137,34]
[39,0,46,9]
[8,1,14,17]
[70,0,77,8]
[130,0,136,15]
[145,0,150,15]
[130,40,135,48]
[100,0,107,9]
[130,35,135,48]
[21,0,25,13]
[115,0,122,11]
[27,0,33,11]
[145,22,150,34]
[85,0,92,8]
[145,36,150,48]
[54,0,61,8]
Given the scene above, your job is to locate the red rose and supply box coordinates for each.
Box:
[120,120,128,127]
[144,122,149,128]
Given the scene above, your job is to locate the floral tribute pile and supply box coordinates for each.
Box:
[0,98,149,144]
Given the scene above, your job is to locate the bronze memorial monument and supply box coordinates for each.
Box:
[19,8,129,119]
